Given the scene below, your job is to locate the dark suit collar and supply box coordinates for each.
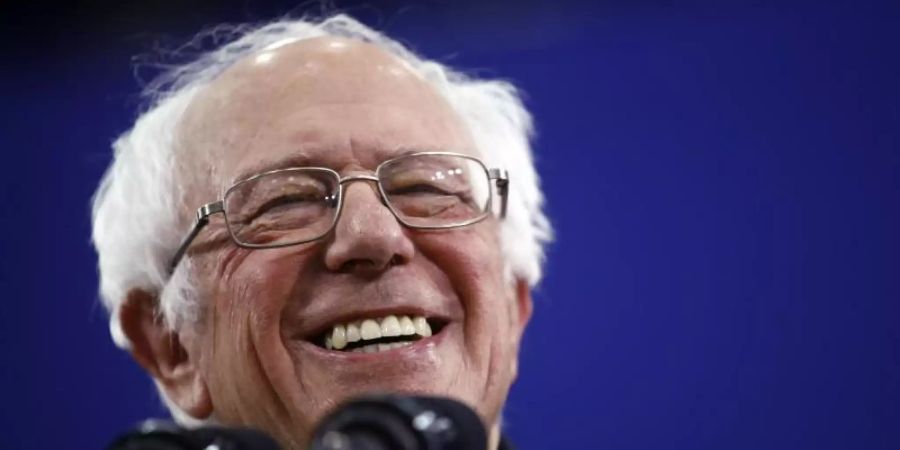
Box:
[498,434,516,450]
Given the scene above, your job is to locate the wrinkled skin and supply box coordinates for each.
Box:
[121,37,531,450]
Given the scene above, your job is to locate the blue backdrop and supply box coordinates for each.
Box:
[2,1,898,449]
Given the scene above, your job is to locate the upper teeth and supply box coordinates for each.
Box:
[325,314,433,351]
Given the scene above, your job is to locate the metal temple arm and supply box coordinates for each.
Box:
[168,201,224,274]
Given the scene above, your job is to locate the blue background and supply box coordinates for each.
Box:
[2,1,898,448]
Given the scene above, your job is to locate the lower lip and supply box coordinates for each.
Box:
[300,323,452,361]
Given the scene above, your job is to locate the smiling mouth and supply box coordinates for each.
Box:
[314,314,447,354]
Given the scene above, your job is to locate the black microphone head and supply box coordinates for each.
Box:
[107,421,281,450]
[309,394,487,450]
[187,427,281,450]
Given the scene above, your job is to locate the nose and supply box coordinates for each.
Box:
[323,178,415,273]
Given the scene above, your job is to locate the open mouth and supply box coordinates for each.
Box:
[313,314,447,354]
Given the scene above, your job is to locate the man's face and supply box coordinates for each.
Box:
[172,38,531,448]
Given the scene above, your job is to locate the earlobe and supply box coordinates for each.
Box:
[118,289,213,419]
[509,279,533,380]
[515,279,533,335]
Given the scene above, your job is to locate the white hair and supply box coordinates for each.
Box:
[91,13,552,422]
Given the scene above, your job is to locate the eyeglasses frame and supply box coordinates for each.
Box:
[168,151,509,274]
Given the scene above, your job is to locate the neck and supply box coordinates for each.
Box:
[489,420,501,450]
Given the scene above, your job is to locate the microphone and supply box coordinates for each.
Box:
[106,421,280,450]
[107,395,486,450]
[309,394,487,450]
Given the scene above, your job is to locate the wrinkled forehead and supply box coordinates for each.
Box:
[177,36,474,197]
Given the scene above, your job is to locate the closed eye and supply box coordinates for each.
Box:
[245,193,324,222]
[387,184,458,196]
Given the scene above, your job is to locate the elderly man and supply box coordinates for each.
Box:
[92,14,551,449]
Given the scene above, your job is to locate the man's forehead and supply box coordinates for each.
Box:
[184,36,443,125]
[222,36,421,90]
[178,36,472,189]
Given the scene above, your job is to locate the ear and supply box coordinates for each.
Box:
[514,278,533,337]
[508,279,533,380]
[118,289,212,419]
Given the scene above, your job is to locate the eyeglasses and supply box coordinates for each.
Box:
[168,152,509,273]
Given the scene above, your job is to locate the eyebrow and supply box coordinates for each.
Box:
[232,154,317,185]
[230,147,447,185]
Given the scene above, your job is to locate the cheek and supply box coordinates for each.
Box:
[210,244,318,326]
[414,225,515,347]
[416,225,505,286]
[201,248,314,420]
